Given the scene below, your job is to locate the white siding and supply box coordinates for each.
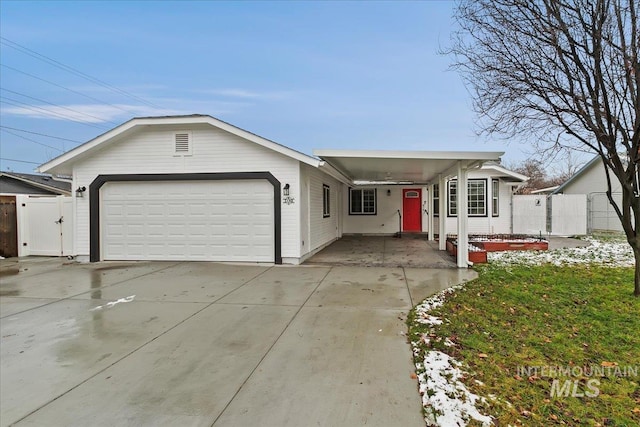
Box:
[343,186,421,235]
[301,164,341,255]
[72,123,301,259]
[562,160,622,194]
[435,170,516,235]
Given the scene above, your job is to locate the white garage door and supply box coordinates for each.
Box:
[102,180,274,262]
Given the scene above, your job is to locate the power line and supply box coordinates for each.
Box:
[0,157,41,165]
[0,88,120,126]
[0,64,141,116]
[0,126,83,143]
[0,37,163,109]
[0,97,109,130]
[1,128,64,151]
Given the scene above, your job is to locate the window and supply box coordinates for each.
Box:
[448,181,458,216]
[349,188,377,215]
[323,184,330,218]
[433,184,439,217]
[174,131,192,155]
[492,179,499,217]
[468,180,486,216]
[447,179,487,217]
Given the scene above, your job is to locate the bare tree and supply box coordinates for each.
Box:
[508,159,553,193]
[449,0,640,296]
[549,150,585,183]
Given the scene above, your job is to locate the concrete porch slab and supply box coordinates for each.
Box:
[305,234,457,268]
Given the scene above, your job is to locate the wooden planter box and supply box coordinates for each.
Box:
[473,241,548,252]
[446,240,488,264]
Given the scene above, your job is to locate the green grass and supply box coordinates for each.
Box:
[408,264,640,426]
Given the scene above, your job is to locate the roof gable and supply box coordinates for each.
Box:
[38,115,320,174]
[552,155,600,194]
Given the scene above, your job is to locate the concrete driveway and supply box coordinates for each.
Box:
[0,257,476,427]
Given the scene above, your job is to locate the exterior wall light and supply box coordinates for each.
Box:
[76,186,86,198]
[283,183,290,196]
[387,189,391,196]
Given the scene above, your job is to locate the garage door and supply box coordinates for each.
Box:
[102,180,274,262]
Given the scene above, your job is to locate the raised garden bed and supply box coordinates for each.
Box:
[445,234,549,264]
[469,234,548,252]
[446,239,488,264]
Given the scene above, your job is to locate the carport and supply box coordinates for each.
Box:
[314,150,505,267]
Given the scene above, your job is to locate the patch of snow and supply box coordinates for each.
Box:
[412,286,493,426]
[488,237,633,267]
[418,351,493,427]
[90,295,136,311]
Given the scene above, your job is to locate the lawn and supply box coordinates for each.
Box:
[408,239,640,426]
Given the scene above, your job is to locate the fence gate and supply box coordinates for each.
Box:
[512,195,547,235]
[20,196,73,256]
[549,194,587,236]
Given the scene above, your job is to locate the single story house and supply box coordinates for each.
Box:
[38,115,527,267]
[551,155,623,232]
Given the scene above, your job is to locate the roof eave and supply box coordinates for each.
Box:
[314,149,504,161]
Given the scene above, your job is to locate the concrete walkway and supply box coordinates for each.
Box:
[0,257,476,427]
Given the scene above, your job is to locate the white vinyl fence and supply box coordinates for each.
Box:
[17,195,73,256]
[513,194,587,236]
[548,194,587,236]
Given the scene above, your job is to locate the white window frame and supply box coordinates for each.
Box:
[492,179,499,217]
[448,179,487,217]
[323,184,330,218]
[349,188,377,215]
[433,183,439,217]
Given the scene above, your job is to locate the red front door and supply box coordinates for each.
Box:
[402,189,422,232]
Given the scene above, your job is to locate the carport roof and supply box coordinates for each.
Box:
[314,149,504,184]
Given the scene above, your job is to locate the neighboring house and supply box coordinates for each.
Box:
[0,171,71,196]
[0,172,72,258]
[552,155,624,232]
[38,115,526,266]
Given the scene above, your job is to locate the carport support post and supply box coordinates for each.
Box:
[427,184,434,241]
[457,161,469,267]
[438,174,446,251]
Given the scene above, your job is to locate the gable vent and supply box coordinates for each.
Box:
[174,132,191,154]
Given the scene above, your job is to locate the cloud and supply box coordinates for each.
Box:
[203,88,298,100]
[0,96,258,124]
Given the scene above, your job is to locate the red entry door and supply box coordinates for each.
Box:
[402,189,422,232]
